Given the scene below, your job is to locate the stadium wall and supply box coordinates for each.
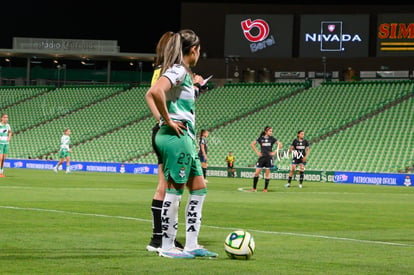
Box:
[5,159,412,186]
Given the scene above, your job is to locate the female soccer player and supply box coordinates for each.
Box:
[146,29,217,259]
[53,128,72,174]
[285,130,310,188]
[0,114,12,177]
[250,126,282,192]
[198,129,209,182]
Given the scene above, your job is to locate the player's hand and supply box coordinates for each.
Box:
[193,74,204,85]
[166,120,186,137]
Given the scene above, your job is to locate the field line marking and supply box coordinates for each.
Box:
[1,205,413,248]
[0,205,148,222]
[0,186,133,191]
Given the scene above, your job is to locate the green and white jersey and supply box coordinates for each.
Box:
[0,123,11,145]
[162,64,196,139]
[59,134,70,151]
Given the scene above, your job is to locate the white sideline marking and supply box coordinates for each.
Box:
[1,205,413,248]
[0,205,147,222]
[0,186,130,191]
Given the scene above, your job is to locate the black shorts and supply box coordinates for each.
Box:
[255,156,274,169]
[151,123,162,165]
[291,158,306,165]
[198,153,207,163]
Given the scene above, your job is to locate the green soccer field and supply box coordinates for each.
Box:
[0,169,413,274]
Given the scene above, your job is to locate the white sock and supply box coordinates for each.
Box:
[161,192,181,250]
[184,194,205,250]
[0,168,3,173]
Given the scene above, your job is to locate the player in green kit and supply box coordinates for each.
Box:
[0,114,12,177]
[53,128,72,174]
[146,29,217,259]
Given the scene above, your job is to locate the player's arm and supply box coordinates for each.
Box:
[68,138,72,153]
[200,143,207,159]
[251,140,260,156]
[193,74,204,86]
[146,76,185,136]
[304,146,310,161]
[7,128,12,141]
[146,69,162,123]
[272,141,282,157]
[193,74,208,97]
[277,141,282,150]
[145,90,161,123]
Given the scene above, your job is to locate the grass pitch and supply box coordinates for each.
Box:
[0,169,413,274]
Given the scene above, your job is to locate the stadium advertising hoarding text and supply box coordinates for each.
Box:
[334,171,412,187]
[299,14,369,58]
[5,159,157,175]
[377,13,414,56]
[5,159,332,182]
[5,159,412,187]
[224,14,293,58]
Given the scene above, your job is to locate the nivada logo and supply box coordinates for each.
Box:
[241,18,275,53]
[304,21,363,52]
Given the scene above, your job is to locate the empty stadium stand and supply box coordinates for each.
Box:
[5,80,413,173]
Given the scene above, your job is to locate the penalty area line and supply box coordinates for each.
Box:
[1,205,413,248]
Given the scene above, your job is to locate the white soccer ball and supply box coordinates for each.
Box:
[224,230,255,260]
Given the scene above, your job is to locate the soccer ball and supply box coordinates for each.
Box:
[224,230,255,260]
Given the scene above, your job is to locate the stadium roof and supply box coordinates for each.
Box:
[0,48,156,63]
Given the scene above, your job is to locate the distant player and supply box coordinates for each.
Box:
[225,151,236,178]
[404,175,411,187]
[0,114,12,177]
[198,129,209,182]
[285,130,310,188]
[53,128,72,174]
[250,126,282,192]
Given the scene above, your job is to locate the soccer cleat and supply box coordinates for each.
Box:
[146,244,160,252]
[158,247,195,259]
[66,170,71,174]
[53,167,58,173]
[185,247,218,258]
[299,184,303,188]
[147,238,183,252]
[250,188,257,192]
[263,189,268,192]
[0,173,5,178]
[174,239,184,249]
[284,183,290,188]
[146,238,161,252]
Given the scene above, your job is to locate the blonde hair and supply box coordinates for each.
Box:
[161,29,200,75]
[154,31,174,68]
